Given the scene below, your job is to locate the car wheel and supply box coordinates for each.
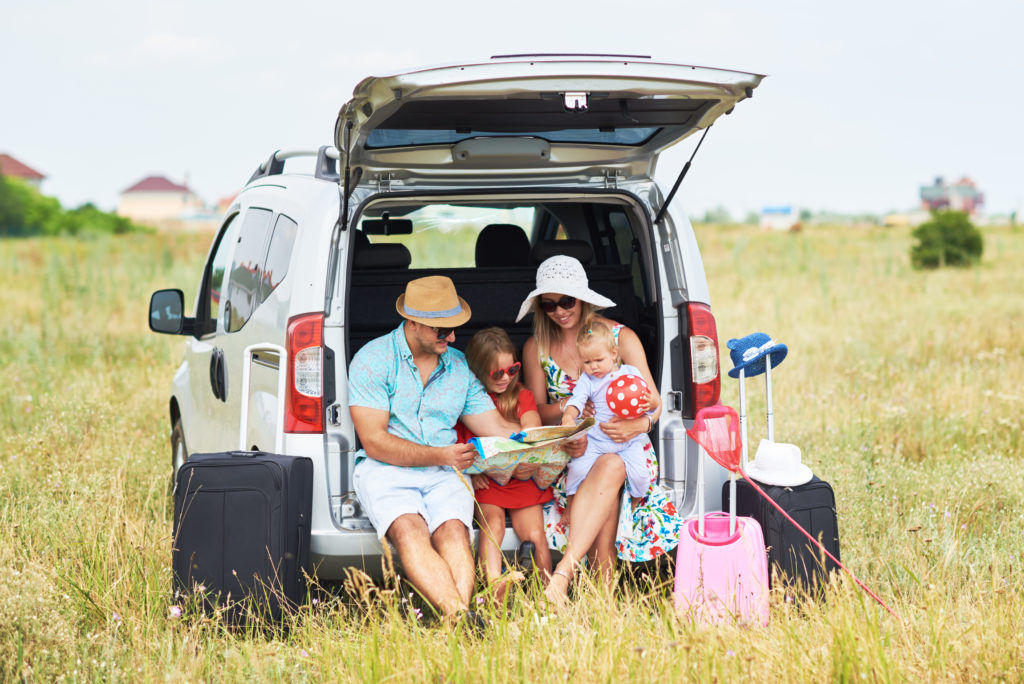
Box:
[171,418,188,483]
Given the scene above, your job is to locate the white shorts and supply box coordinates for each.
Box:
[353,458,474,541]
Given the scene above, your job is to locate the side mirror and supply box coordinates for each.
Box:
[149,289,192,335]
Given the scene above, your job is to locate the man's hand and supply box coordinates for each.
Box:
[438,443,478,470]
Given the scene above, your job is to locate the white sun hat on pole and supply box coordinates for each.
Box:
[745,439,814,487]
[515,255,616,322]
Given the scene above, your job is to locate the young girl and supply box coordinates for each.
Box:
[456,327,553,594]
[560,321,660,506]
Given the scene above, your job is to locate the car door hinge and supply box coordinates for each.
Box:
[327,403,342,426]
[603,171,624,189]
[375,174,394,193]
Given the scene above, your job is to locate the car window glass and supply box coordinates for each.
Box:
[362,204,535,268]
[260,213,298,303]
[226,207,274,332]
[202,213,240,336]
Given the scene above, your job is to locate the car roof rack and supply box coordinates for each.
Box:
[247,146,340,184]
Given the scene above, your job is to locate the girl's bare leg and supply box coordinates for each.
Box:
[475,503,506,583]
[509,504,553,577]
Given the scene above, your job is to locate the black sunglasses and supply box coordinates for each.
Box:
[430,326,456,340]
[539,295,577,313]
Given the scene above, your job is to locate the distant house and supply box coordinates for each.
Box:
[760,205,799,231]
[920,177,984,215]
[117,175,206,224]
[0,153,46,189]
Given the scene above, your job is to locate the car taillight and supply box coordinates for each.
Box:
[688,302,721,411]
[285,312,324,433]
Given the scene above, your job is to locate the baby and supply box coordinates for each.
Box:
[561,321,659,503]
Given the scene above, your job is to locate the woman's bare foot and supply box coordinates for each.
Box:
[543,568,571,611]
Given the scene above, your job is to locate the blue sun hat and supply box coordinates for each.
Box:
[727,332,788,379]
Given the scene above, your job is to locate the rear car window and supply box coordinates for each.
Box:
[226,207,274,332]
[260,213,298,302]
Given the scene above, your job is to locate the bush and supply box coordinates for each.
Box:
[0,175,146,237]
[910,210,984,269]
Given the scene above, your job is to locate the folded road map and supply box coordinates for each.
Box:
[466,419,596,489]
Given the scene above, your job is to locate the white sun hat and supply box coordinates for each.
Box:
[515,255,616,322]
[745,439,814,487]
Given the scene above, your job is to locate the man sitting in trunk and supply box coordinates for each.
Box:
[348,275,519,627]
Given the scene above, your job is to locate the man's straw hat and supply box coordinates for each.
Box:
[395,276,471,327]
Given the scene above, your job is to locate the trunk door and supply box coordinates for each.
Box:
[336,56,763,185]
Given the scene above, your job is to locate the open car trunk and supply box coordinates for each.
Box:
[336,56,764,184]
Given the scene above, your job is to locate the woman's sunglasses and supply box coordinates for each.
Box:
[430,326,456,340]
[489,362,521,381]
[539,295,577,313]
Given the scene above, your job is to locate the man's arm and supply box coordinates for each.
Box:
[350,405,476,469]
[459,408,520,439]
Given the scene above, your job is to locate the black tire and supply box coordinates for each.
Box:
[171,418,188,485]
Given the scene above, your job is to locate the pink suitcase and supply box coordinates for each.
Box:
[674,406,770,625]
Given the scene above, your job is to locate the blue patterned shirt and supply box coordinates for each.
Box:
[349,323,494,464]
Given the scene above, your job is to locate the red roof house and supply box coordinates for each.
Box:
[0,153,46,189]
[117,174,205,224]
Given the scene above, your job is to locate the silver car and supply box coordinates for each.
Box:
[149,55,763,578]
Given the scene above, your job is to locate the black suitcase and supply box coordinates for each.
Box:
[172,451,313,619]
[721,333,841,592]
[723,475,840,591]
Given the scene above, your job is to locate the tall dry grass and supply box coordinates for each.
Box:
[0,223,1021,681]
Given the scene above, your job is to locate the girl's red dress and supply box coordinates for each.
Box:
[456,387,554,509]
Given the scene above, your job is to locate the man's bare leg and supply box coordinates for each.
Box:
[431,519,475,607]
[387,514,466,616]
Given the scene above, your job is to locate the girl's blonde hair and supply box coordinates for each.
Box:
[465,327,522,422]
[576,320,621,365]
[530,298,596,360]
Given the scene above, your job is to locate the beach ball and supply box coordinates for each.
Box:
[606,374,650,419]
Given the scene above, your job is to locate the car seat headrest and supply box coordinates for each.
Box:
[475,224,531,267]
[531,239,594,265]
[353,242,412,269]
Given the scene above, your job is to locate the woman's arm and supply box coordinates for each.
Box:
[522,336,563,425]
[600,324,662,443]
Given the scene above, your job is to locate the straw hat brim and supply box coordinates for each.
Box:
[395,294,472,327]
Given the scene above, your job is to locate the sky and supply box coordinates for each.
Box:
[2,0,1022,218]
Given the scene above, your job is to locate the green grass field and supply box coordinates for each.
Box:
[1,224,1021,681]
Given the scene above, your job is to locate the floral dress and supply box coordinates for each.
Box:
[540,324,684,562]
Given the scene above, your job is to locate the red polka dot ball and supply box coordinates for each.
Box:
[605,374,649,419]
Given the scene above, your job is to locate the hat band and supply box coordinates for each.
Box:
[742,338,778,362]
[403,303,463,319]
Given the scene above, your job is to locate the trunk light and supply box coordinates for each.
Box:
[687,302,721,411]
[286,312,325,433]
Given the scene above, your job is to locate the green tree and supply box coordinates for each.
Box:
[910,210,983,269]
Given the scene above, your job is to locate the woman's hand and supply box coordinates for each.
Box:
[513,463,539,480]
[471,474,491,490]
[580,398,596,420]
[601,415,648,443]
[565,433,587,458]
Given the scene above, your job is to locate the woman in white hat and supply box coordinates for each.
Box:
[517,255,671,606]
